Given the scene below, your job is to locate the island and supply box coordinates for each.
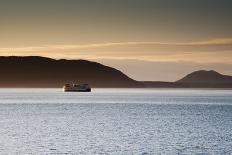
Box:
[0,56,231,88]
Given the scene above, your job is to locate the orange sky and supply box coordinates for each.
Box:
[1,0,232,80]
[1,38,232,64]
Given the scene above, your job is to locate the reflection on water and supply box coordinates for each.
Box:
[0,89,231,154]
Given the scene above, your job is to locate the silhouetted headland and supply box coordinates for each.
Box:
[0,56,141,88]
[0,56,231,88]
[176,70,232,88]
[142,70,232,88]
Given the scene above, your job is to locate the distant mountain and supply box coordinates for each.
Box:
[142,70,232,88]
[177,70,232,83]
[0,56,231,88]
[0,56,141,88]
[175,70,232,88]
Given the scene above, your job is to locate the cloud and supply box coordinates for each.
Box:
[190,38,232,45]
[0,38,232,63]
[1,37,232,51]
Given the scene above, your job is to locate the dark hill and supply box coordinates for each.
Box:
[0,56,141,88]
[141,70,232,88]
[175,70,232,88]
[0,57,231,88]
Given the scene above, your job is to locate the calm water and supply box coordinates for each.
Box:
[0,89,232,155]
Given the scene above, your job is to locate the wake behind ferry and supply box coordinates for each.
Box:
[63,83,91,92]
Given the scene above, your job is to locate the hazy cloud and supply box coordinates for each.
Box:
[0,38,232,64]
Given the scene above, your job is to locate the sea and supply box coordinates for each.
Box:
[0,88,231,155]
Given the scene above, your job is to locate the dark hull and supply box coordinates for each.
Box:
[64,88,91,92]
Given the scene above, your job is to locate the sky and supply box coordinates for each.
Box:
[1,0,232,81]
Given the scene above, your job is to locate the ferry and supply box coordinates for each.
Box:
[63,83,91,92]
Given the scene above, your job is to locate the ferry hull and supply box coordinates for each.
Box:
[63,83,91,92]
[63,88,91,92]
